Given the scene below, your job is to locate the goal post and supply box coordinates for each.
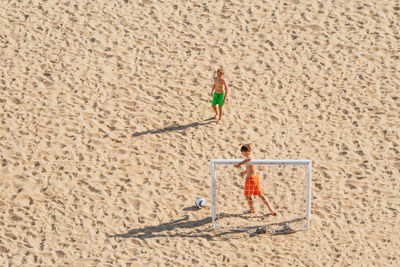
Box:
[210,159,312,232]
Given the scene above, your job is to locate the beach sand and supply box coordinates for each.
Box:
[1,0,399,265]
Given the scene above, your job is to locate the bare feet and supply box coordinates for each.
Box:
[270,211,277,216]
[214,113,218,120]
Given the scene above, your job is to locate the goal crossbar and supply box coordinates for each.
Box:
[210,159,312,231]
[211,159,311,165]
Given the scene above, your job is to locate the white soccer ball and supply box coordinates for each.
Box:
[195,197,206,208]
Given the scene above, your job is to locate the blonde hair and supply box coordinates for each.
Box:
[217,67,224,76]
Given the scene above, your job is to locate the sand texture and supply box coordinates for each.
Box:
[1,0,399,266]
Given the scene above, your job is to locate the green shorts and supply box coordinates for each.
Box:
[212,92,225,106]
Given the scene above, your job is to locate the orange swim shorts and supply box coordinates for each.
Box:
[244,175,263,197]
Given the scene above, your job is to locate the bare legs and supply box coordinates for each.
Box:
[245,196,255,214]
[258,195,276,215]
[212,105,223,123]
[245,195,276,215]
[212,105,218,119]
[218,106,223,122]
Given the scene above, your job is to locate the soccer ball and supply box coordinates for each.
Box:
[195,197,206,208]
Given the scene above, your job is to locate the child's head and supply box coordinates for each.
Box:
[217,67,224,77]
[240,144,251,155]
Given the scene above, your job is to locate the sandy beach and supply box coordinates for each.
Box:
[1,0,399,266]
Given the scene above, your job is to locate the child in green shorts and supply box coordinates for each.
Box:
[210,67,229,123]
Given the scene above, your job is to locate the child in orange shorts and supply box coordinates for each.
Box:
[234,144,276,215]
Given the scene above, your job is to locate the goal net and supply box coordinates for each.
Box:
[211,159,312,233]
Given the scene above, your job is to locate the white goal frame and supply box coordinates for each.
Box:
[210,159,312,231]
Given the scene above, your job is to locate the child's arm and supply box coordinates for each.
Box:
[210,79,216,97]
[223,79,228,104]
[234,158,251,168]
